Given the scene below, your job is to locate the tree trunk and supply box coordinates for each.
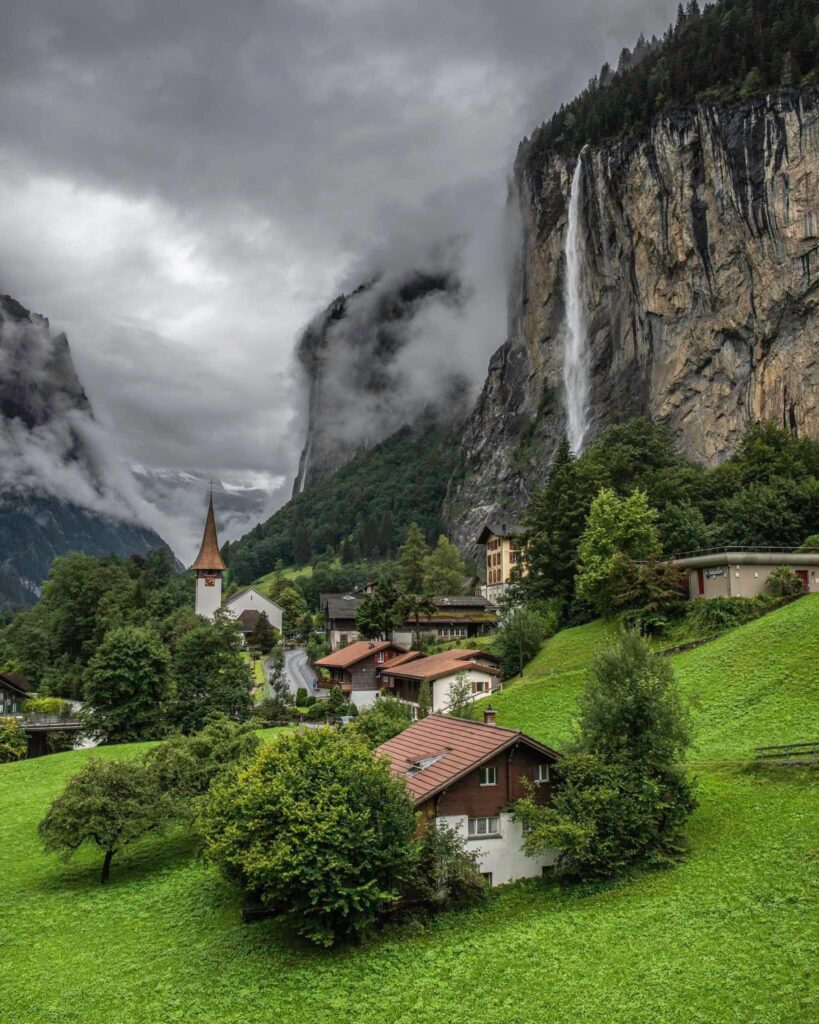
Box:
[101,848,113,884]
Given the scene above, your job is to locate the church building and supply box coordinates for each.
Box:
[191,494,284,635]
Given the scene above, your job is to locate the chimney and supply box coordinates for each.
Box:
[483,706,497,727]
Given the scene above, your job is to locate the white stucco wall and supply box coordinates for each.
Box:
[432,668,496,713]
[349,689,379,710]
[438,812,560,885]
[195,576,223,619]
[223,588,283,631]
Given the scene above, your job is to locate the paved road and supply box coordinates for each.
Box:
[275,647,325,699]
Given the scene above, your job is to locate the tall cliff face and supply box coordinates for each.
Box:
[292,270,467,496]
[446,89,819,552]
[0,294,167,605]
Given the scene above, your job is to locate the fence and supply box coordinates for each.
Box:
[755,741,819,766]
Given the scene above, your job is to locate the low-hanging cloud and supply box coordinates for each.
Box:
[0,0,682,552]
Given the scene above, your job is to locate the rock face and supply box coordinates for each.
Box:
[446,89,819,553]
[292,270,466,496]
[0,295,167,605]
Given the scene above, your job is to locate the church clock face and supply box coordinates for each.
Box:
[204,575,216,587]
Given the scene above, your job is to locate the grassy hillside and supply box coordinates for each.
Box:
[1,599,817,1024]
[491,595,819,757]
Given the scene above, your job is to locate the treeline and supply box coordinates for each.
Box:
[0,549,255,738]
[524,0,819,175]
[223,414,461,584]
[519,420,819,622]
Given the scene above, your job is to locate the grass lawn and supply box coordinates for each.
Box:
[1,599,817,1023]
[251,563,317,592]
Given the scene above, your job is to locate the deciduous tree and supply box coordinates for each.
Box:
[199,729,419,945]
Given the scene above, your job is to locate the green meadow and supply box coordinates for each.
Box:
[2,597,817,1024]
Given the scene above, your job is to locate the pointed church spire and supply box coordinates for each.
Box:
[191,494,227,571]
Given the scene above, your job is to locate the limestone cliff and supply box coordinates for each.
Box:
[446,89,819,553]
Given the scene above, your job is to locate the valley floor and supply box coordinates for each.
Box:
[2,598,817,1024]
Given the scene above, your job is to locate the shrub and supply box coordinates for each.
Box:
[199,729,419,946]
[305,700,330,721]
[766,565,805,598]
[39,756,172,882]
[146,717,261,818]
[351,696,412,749]
[0,717,27,762]
[22,697,72,716]
[408,820,487,908]
[685,595,777,635]
[295,687,309,707]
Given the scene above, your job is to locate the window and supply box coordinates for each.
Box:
[535,764,550,784]
[472,679,489,694]
[376,651,385,663]
[481,872,493,886]
[478,765,496,786]
[468,816,500,838]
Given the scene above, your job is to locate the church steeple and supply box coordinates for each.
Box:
[192,493,226,618]
[191,494,227,572]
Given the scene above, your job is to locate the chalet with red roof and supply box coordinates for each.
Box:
[313,639,408,708]
[377,710,562,885]
[380,648,502,715]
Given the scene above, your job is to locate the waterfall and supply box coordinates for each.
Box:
[562,149,590,454]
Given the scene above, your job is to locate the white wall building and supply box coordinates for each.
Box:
[223,587,283,632]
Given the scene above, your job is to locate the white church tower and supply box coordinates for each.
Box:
[191,493,227,619]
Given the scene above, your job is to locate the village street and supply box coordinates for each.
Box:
[274,647,321,698]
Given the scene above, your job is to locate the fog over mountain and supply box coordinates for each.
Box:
[0,0,680,557]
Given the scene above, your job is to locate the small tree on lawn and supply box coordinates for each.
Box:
[146,717,260,822]
[0,717,27,762]
[446,672,475,718]
[198,729,419,946]
[39,756,172,883]
[576,488,661,618]
[513,631,696,879]
[495,605,555,680]
[352,696,412,749]
[409,820,487,908]
[83,626,171,743]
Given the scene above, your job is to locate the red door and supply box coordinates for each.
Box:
[696,569,705,596]
[796,570,809,593]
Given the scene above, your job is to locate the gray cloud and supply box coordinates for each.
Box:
[0,0,680,554]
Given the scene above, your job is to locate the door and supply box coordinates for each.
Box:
[696,569,705,596]
[796,569,809,593]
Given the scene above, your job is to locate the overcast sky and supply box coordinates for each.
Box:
[0,0,679,555]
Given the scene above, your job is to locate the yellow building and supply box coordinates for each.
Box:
[477,522,526,602]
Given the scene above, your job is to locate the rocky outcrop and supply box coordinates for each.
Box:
[0,295,167,605]
[446,89,819,553]
[292,271,466,495]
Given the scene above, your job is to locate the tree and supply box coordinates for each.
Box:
[445,672,475,718]
[169,614,252,734]
[268,586,308,641]
[351,696,412,749]
[325,685,354,718]
[766,565,804,598]
[398,523,430,594]
[423,536,466,595]
[658,500,710,556]
[575,489,661,617]
[248,612,279,654]
[514,631,696,879]
[39,756,172,883]
[610,553,687,615]
[146,717,260,821]
[799,534,819,552]
[263,646,294,718]
[495,605,555,680]
[398,593,437,648]
[417,680,432,720]
[83,626,171,743]
[0,717,27,762]
[199,729,419,945]
[355,580,404,640]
